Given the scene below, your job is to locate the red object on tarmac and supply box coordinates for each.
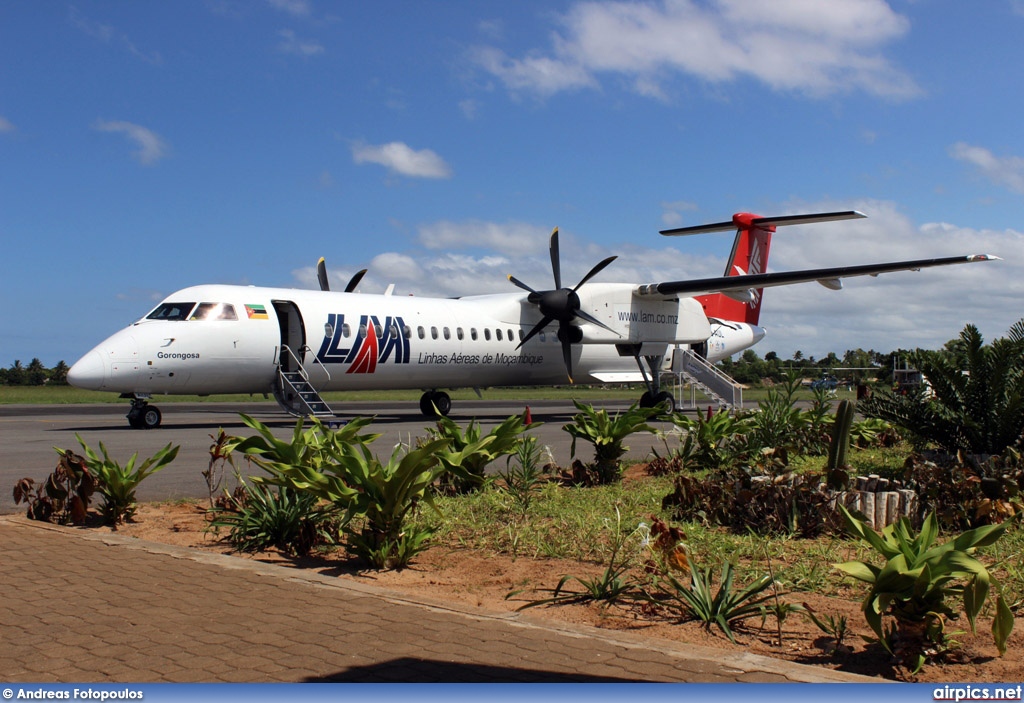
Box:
[524,405,533,424]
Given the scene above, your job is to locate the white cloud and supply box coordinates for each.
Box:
[351,141,453,179]
[92,120,169,165]
[277,28,324,56]
[949,142,1024,195]
[417,220,548,256]
[473,0,919,100]
[0,116,15,133]
[267,0,311,18]
[68,7,162,64]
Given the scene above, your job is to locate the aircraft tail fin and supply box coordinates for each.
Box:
[661,210,864,327]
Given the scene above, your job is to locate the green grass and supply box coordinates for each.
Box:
[1,383,854,405]
[410,451,1024,608]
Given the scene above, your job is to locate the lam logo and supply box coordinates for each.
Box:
[316,314,410,374]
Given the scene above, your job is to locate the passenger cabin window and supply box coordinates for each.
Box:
[496,329,503,342]
[147,302,196,321]
[457,328,464,341]
[443,327,451,340]
[431,326,439,340]
[343,323,352,338]
[508,329,514,341]
[417,326,425,339]
[189,303,238,321]
[484,329,491,341]
[470,328,478,341]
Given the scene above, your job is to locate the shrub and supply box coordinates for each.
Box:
[13,449,97,525]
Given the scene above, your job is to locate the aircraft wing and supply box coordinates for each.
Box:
[635,254,1000,299]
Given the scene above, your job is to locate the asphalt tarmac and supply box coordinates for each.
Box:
[0,399,693,514]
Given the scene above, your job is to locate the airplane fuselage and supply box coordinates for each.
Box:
[68,282,764,399]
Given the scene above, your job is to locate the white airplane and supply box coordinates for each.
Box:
[67,210,998,428]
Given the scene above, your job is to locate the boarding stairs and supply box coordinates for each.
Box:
[274,345,336,419]
[673,349,743,411]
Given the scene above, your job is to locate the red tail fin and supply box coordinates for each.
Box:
[696,213,773,326]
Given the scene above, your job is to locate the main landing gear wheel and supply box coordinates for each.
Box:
[419,390,451,418]
[640,390,676,413]
[127,401,162,429]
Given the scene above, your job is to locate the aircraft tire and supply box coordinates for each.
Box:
[419,391,452,418]
[639,390,655,408]
[653,391,676,413]
[141,405,162,429]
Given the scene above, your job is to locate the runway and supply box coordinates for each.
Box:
[0,399,688,514]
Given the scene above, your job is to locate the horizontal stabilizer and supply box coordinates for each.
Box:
[660,210,865,236]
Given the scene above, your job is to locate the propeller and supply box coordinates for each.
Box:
[317,257,367,293]
[508,227,618,382]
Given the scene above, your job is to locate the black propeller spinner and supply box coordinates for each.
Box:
[508,228,617,382]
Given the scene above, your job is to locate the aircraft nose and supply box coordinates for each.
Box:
[67,351,106,391]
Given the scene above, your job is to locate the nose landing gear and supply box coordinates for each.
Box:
[127,397,162,429]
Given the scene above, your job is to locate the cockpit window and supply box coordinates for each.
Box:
[189,303,238,321]
[146,302,196,321]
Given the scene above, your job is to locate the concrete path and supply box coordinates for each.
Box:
[0,517,875,683]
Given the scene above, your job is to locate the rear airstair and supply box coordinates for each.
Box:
[673,349,743,411]
[273,345,336,419]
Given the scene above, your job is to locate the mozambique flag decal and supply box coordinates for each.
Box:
[245,304,269,320]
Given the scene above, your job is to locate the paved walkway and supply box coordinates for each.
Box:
[0,517,875,683]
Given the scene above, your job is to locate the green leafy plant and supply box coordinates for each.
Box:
[225,413,381,471]
[825,399,856,490]
[562,400,660,484]
[13,449,97,525]
[74,436,179,526]
[835,504,1014,672]
[646,560,777,643]
[429,413,537,494]
[254,434,453,570]
[207,478,338,556]
[497,435,549,516]
[802,604,851,657]
[661,409,754,472]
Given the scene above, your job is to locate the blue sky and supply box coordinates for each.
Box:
[3,0,1024,367]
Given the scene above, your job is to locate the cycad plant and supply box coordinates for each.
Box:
[861,320,1024,455]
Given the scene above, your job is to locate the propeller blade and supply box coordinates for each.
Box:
[573,255,618,291]
[549,227,561,290]
[574,308,618,335]
[561,342,574,383]
[508,274,538,295]
[344,268,368,293]
[317,257,330,291]
[516,315,553,350]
